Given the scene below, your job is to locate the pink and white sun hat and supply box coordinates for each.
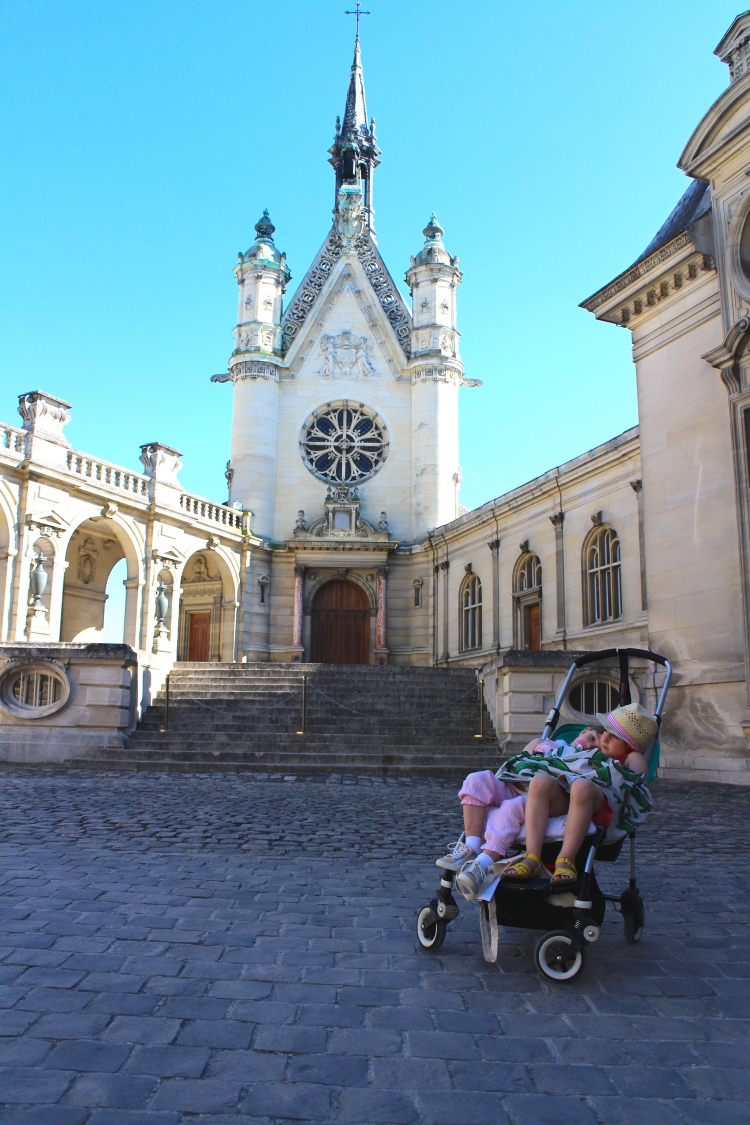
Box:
[596,702,657,754]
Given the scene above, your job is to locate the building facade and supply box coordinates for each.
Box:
[3,17,750,781]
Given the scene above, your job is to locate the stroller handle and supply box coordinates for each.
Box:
[541,647,672,758]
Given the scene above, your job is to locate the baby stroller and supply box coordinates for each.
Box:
[416,648,672,981]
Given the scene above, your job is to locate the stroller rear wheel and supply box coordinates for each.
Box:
[417,904,447,951]
[534,930,585,981]
[622,898,645,944]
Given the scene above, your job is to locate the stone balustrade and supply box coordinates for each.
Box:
[0,423,26,460]
[65,450,150,497]
[179,493,244,530]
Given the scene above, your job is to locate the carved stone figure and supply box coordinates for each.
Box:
[193,555,209,581]
[294,510,308,531]
[378,511,389,532]
[77,537,98,585]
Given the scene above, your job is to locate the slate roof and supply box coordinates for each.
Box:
[632,179,712,266]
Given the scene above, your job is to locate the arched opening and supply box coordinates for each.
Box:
[178,550,236,663]
[311,579,369,664]
[60,519,136,643]
[101,557,128,642]
[513,552,542,650]
[0,501,12,640]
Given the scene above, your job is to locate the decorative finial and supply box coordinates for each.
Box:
[254,209,275,241]
[423,212,444,244]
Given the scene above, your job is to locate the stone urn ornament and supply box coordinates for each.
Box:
[29,555,48,607]
[154,584,169,629]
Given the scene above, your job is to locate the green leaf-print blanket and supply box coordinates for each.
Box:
[499,745,652,834]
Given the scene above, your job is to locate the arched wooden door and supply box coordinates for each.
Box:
[311,580,370,664]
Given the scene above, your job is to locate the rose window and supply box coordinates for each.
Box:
[300,401,388,484]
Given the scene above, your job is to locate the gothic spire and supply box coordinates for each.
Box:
[341,36,368,140]
[328,31,380,234]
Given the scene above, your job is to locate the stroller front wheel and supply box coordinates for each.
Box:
[534,930,585,981]
[417,904,447,951]
[623,902,645,944]
[620,889,645,945]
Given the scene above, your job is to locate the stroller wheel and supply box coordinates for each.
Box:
[623,898,645,945]
[416,904,447,952]
[534,930,585,982]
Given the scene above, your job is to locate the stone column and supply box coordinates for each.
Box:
[550,511,566,640]
[440,560,450,664]
[488,539,500,652]
[432,564,440,665]
[630,480,647,612]
[375,566,388,665]
[291,565,305,662]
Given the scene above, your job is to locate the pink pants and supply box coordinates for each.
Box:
[458,770,527,856]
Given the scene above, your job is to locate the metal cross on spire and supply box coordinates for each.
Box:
[345,1,370,39]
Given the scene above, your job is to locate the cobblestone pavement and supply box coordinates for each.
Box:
[0,770,748,1125]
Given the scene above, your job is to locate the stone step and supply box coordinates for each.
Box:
[65,758,496,776]
[127,739,495,755]
[114,662,497,775]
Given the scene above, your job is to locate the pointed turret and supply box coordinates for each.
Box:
[329,35,380,233]
[342,37,368,138]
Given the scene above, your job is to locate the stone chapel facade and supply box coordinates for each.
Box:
[3,17,750,781]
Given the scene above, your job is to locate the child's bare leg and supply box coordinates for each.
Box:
[552,779,605,883]
[523,773,570,858]
[462,804,487,839]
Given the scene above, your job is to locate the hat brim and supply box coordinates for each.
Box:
[595,713,648,754]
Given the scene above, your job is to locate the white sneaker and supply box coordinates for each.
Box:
[436,840,477,872]
[455,857,492,898]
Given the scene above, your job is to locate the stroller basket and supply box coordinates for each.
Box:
[416,647,672,981]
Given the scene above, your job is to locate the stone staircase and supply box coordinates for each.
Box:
[73,663,500,776]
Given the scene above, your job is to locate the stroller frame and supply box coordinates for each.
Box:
[416,648,672,981]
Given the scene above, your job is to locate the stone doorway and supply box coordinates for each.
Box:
[311,580,369,664]
[187,612,211,662]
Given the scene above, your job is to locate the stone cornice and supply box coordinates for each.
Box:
[421,426,640,547]
[580,233,693,313]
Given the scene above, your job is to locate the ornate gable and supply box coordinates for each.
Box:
[281,226,412,358]
[284,262,409,382]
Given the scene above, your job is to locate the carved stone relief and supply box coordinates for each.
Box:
[318,331,378,378]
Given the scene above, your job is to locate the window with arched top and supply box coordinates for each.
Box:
[584,525,622,625]
[460,573,482,651]
[513,552,542,650]
[515,554,542,593]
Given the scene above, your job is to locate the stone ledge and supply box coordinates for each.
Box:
[0,642,137,663]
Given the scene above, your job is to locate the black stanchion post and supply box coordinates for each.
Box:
[297,674,306,735]
[475,678,484,738]
[160,673,170,733]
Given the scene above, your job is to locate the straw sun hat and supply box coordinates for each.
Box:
[595,702,657,754]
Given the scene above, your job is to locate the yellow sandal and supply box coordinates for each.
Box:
[550,856,577,886]
[501,852,542,880]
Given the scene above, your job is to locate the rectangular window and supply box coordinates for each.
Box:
[414,586,422,608]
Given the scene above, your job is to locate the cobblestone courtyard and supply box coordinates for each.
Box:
[0,770,748,1125]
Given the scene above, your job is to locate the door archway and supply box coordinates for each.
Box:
[311,580,370,664]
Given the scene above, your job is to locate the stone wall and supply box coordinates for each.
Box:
[0,642,138,763]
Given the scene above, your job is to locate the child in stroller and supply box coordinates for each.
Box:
[440,704,656,900]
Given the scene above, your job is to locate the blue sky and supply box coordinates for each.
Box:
[0,0,740,514]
